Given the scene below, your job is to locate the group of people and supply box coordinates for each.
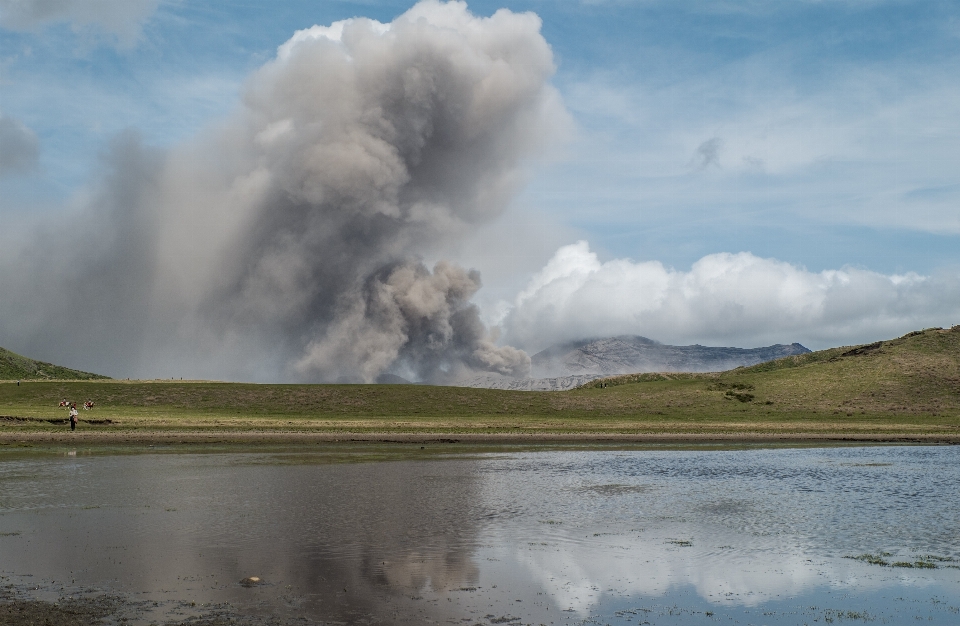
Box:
[59,399,94,409]
[59,399,94,431]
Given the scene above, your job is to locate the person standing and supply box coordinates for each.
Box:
[69,405,78,431]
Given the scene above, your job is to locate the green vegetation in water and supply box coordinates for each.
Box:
[847,552,893,566]
[821,608,873,622]
[845,552,953,569]
[891,560,937,569]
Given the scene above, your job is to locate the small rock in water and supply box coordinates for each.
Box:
[240,576,261,587]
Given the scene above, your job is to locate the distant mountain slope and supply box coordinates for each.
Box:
[0,347,108,380]
[530,335,810,378]
[449,372,598,391]
[451,336,810,390]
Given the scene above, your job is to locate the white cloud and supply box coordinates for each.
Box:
[278,18,391,60]
[0,0,159,46]
[499,241,960,351]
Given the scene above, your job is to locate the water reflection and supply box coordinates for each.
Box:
[0,445,958,624]
[468,446,960,623]
[0,453,486,623]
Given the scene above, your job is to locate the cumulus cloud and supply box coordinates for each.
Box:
[0,0,159,45]
[0,113,39,175]
[0,0,566,381]
[500,241,960,352]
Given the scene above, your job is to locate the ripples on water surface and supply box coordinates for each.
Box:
[0,445,958,624]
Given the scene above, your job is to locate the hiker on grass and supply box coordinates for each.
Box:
[69,406,78,431]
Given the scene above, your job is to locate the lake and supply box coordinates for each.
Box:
[1,444,958,624]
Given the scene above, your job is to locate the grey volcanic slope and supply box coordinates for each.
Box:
[450,372,600,392]
[531,336,810,379]
[451,336,810,391]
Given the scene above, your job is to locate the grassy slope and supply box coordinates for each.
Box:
[1,327,958,437]
[0,347,108,381]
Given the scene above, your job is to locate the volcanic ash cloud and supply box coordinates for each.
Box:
[2,1,566,382]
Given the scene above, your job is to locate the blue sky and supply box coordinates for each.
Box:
[4,1,958,271]
[2,0,959,378]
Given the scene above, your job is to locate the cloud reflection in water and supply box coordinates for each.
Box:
[0,445,958,624]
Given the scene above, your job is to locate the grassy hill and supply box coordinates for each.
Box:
[579,326,960,417]
[0,347,109,381]
[0,327,958,439]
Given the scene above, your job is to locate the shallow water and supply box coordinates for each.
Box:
[1,445,958,624]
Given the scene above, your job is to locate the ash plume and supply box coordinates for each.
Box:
[0,0,160,46]
[0,1,566,382]
[0,114,40,176]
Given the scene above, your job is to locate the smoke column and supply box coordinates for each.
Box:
[0,1,566,382]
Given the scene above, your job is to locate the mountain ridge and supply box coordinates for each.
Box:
[530,335,810,378]
[453,336,811,390]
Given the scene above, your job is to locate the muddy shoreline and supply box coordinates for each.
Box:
[0,585,297,626]
[2,429,959,446]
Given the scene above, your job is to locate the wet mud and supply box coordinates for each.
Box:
[0,586,308,625]
[0,589,121,626]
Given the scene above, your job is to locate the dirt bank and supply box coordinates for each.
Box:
[2,429,958,446]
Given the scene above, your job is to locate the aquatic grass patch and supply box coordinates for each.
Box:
[821,608,873,622]
[846,552,893,566]
[891,560,937,569]
[845,552,951,569]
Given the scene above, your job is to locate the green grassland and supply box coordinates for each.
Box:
[1,327,959,439]
[0,346,108,381]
